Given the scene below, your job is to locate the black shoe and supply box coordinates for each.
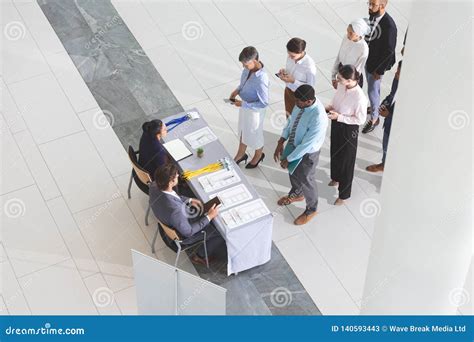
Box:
[362,118,380,134]
[245,153,265,169]
[235,153,248,165]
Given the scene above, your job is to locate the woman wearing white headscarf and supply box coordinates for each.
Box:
[332,18,370,88]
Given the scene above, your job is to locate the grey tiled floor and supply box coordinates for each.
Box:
[38,0,183,149]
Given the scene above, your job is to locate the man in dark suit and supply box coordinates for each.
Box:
[362,0,397,134]
[149,163,224,265]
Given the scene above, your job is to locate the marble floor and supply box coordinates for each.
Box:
[3,0,455,317]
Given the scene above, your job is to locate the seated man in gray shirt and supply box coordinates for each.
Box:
[149,163,224,266]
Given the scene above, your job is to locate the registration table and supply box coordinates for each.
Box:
[162,108,273,275]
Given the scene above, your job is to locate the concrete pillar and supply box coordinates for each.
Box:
[360,0,472,314]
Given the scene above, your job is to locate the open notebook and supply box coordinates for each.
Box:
[163,139,192,161]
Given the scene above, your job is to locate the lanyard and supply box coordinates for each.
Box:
[165,115,190,132]
[182,158,231,180]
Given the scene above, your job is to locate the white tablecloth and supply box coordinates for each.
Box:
[163,108,273,275]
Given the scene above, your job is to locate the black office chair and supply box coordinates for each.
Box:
[127,146,152,226]
[151,219,209,268]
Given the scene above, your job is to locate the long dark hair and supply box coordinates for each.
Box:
[338,64,360,81]
[142,119,163,138]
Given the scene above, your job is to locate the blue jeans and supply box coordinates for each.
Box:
[365,69,383,121]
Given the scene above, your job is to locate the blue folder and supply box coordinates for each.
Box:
[281,144,302,175]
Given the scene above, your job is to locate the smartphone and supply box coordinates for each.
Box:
[275,73,281,78]
[224,98,236,104]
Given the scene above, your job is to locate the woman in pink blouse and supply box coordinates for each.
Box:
[326,64,368,205]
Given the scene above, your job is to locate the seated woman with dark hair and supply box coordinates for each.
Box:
[138,119,169,180]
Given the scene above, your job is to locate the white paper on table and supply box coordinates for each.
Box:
[184,126,217,149]
[220,199,270,229]
[163,139,192,161]
[209,184,252,209]
[198,168,241,193]
[187,110,200,120]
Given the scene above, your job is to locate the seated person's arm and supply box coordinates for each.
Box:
[179,194,191,204]
[169,208,209,238]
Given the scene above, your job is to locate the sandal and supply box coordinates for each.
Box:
[277,195,304,206]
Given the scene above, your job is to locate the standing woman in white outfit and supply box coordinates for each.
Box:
[229,46,269,169]
[277,38,317,118]
[332,18,370,88]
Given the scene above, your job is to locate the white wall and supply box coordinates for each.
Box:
[132,250,226,315]
[361,0,473,314]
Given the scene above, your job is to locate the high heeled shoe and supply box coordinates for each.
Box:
[245,153,265,169]
[235,153,248,165]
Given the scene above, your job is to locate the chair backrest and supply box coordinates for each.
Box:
[158,220,180,241]
[128,146,152,184]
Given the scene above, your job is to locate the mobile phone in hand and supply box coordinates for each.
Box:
[224,98,236,104]
[203,196,222,213]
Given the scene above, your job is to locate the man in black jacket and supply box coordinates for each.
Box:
[362,0,397,134]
